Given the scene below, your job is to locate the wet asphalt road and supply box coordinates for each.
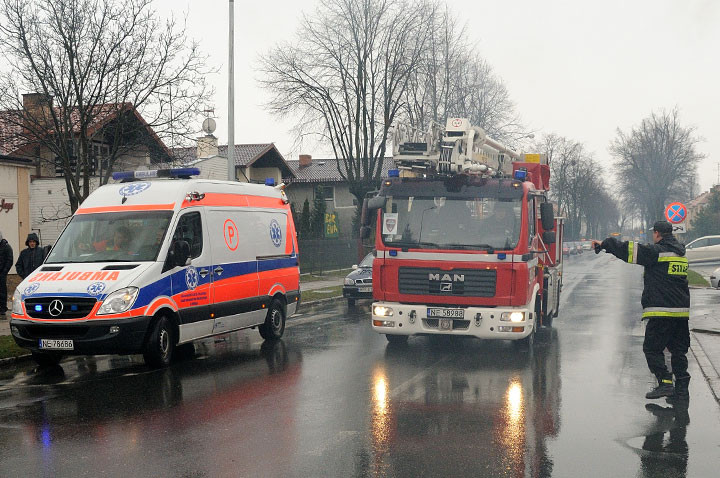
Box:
[2,253,720,477]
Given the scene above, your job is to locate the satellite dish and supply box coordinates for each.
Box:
[202,117,216,135]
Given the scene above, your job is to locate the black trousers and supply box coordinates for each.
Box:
[643,317,690,381]
[0,273,7,313]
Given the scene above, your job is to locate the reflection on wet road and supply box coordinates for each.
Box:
[1,253,720,477]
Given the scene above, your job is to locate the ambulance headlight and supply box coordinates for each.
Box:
[98,287,139,315]
[501,311,525,322]
[12,295,23,314]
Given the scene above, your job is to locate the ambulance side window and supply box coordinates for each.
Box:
[172,212,203,259]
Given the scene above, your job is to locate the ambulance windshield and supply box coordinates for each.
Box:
[46,211,173,263]
[380,196,521,251]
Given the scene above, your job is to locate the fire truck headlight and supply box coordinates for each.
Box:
[373,306,393,317]
[501,311,525,322]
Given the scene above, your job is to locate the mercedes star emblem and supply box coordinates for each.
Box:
[48,299,64,317]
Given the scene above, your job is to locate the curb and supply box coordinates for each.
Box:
[690,331,720,404]
[0,353,31,367]
[693,328,720,336]
[297,295,344,307]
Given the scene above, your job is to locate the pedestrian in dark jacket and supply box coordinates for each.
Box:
[593,220,691,404]
[16,232,46,280]
[0,230,13,315]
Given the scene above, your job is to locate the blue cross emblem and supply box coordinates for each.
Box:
[24,283,40,296]
[118,182,151,197]
[86,282,106,296]
[270,220,282,247]
[185,266,199,290]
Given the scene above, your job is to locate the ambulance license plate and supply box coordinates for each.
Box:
[427,308,464,319]
[39,339,74,350]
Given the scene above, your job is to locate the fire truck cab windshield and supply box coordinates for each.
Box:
[381,196,522,251]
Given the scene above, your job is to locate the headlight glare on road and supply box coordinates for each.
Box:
[98,287,139,315]
[501,311,525,322]
[344,278,355,285]
[12,294,23,314]
[373,305,393,317]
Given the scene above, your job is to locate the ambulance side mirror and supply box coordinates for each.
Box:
[171,240,191,267]
[540,203,554,231]
[542,231,556,244]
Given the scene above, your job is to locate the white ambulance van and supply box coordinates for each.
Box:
[10,168,300,368]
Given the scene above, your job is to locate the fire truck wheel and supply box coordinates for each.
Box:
[259,300,286,341]
[386,334,408,345]
[31,351,63,368]
[143,316,175,368]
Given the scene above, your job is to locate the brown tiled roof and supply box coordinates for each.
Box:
[284,157,394,183]
[172,143,277,167]
[0,102,168,156]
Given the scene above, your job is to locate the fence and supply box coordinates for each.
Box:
[298,238,364,274]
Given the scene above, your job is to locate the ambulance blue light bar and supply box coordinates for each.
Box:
[112,168,201,181]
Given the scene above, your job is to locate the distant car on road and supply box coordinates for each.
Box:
[343,252,374,306]
[685,235,720,263]
[562,244,570,256]
[582,241,593,251]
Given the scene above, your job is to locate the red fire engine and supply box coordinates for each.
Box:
[363,118,564,346]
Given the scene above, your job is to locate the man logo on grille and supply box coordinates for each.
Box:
[48,299,64,317]
[440,282,453,292]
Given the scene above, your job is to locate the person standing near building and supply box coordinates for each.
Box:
[0,231,13,316]
[593,220,691,404]
[15,233,46,280]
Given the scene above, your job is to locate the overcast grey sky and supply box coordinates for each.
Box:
[156,0,719,192]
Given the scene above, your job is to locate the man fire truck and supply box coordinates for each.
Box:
[363,118,563,346]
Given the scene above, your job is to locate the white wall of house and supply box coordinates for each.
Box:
[0,163,28,273]
[286,182,358,237]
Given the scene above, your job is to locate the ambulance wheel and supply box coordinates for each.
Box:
[386,334,408,345]
[259,300,285,341]
[31,351,63,367]
[143,316,175,368]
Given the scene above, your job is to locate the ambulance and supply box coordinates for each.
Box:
[10,168,300,368]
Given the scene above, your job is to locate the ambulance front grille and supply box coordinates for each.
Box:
[24,297,97,319]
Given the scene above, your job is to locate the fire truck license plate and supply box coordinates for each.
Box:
[39,339,74,350]
[427,308,464,319]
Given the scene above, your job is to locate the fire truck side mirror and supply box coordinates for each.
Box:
[542,231,556,244]
[540,203,555,231]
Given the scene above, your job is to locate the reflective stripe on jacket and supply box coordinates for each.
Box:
[601,236,690,319]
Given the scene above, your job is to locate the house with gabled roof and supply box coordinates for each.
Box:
[283,154,393,237]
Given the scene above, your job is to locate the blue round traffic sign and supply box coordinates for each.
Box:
[664,202,687,224]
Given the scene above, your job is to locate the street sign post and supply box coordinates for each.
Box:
[664,202,687,234]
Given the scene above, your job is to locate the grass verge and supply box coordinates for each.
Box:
[0,335,26,360]
[302,285,343,302]
[688,269,710,287]
[300,268,353,283]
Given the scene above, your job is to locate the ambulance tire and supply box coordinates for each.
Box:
[31,351,63,368]
[259,300,285,341]
[143,316,175,368]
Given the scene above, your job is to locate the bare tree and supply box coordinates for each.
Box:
[610,108,702,228]
[0,0,212,212]
[402,8,525,144]
[259,0,433,210]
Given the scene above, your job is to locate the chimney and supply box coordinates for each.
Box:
[299,154,312,168]
[197,134,219,158]
[22,93,53,131]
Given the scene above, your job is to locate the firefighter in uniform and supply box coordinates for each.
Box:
[593,221,690,404]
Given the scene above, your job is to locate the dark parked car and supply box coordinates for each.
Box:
[343,252,374,306]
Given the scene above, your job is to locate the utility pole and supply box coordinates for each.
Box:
[227,0,235,181]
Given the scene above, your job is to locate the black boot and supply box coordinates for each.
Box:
[666,377,690,405]
[646,377,674,399]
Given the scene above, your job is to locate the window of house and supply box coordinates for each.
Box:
[316,186,335,202]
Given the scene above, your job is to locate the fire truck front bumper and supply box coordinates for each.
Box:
[371,302,536,340]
